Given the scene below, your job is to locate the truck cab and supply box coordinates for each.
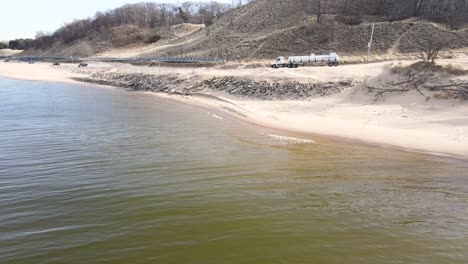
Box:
[271,57,286,68]
[271,56,299,68]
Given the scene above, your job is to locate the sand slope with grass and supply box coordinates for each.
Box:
[0,49,23,57]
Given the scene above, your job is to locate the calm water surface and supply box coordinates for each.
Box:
[0,78,467,264]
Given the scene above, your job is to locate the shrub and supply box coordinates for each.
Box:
[336,15,363,25]
[144,33,162,44]
[392,62,468,76]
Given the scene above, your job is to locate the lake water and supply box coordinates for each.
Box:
[1,78,467,264]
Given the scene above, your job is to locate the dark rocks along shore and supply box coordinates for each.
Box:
[73,72,351,100]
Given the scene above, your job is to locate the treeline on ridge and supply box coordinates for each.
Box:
[303,0,468,27]
[30,1,232,51]
[3,39,34,50]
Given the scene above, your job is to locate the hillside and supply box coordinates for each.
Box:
[23,24,204,58]
[22,0,468,61]
[138,0,468,60]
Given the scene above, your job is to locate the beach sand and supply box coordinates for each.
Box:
[0,62,79,84]
[1,60,467,159]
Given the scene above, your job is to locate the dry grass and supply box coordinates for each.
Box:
[433,91,458,100]
[156,6,468,61]
[341,53,417,64]
[392,61,468,76]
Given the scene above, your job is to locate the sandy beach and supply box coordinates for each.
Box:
[1,60,467,159]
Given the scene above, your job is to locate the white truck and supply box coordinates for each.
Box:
[271,52,340,68]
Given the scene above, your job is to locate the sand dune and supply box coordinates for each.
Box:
[0,49,23,57]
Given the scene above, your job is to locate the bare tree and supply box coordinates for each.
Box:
[316,0,325,23]
[302,0,330,23]
[337,0,364,25]
[408,29,460,63]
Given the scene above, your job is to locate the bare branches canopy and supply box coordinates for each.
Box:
[31,1,232,50]
[301,0,468,26]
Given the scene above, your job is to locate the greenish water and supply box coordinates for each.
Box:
[0,78,467,264]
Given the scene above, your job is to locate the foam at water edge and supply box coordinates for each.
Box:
[208,113,224,120]
[263,133,315,144]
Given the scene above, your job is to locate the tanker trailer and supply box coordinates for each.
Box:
[271,52,340,68]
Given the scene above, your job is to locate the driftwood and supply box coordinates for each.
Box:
[366,84,410,103]
[424,83,468,89]
[366,75,429,103]
[367,71,468,102]
[424,82,468,99]
[387,76,417,86]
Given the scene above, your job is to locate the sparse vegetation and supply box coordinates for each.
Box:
[404,28,462,63]
[392,61,468,76]
[302,0,468,25]
[145,0,467,61]
[366,61,468,102]
[17,0,468,61]
[143,33,162,44]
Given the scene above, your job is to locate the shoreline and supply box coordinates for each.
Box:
[153,92,468,161]
[1,62,467,160]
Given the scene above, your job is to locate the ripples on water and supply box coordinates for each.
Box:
[0,78,467,264]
